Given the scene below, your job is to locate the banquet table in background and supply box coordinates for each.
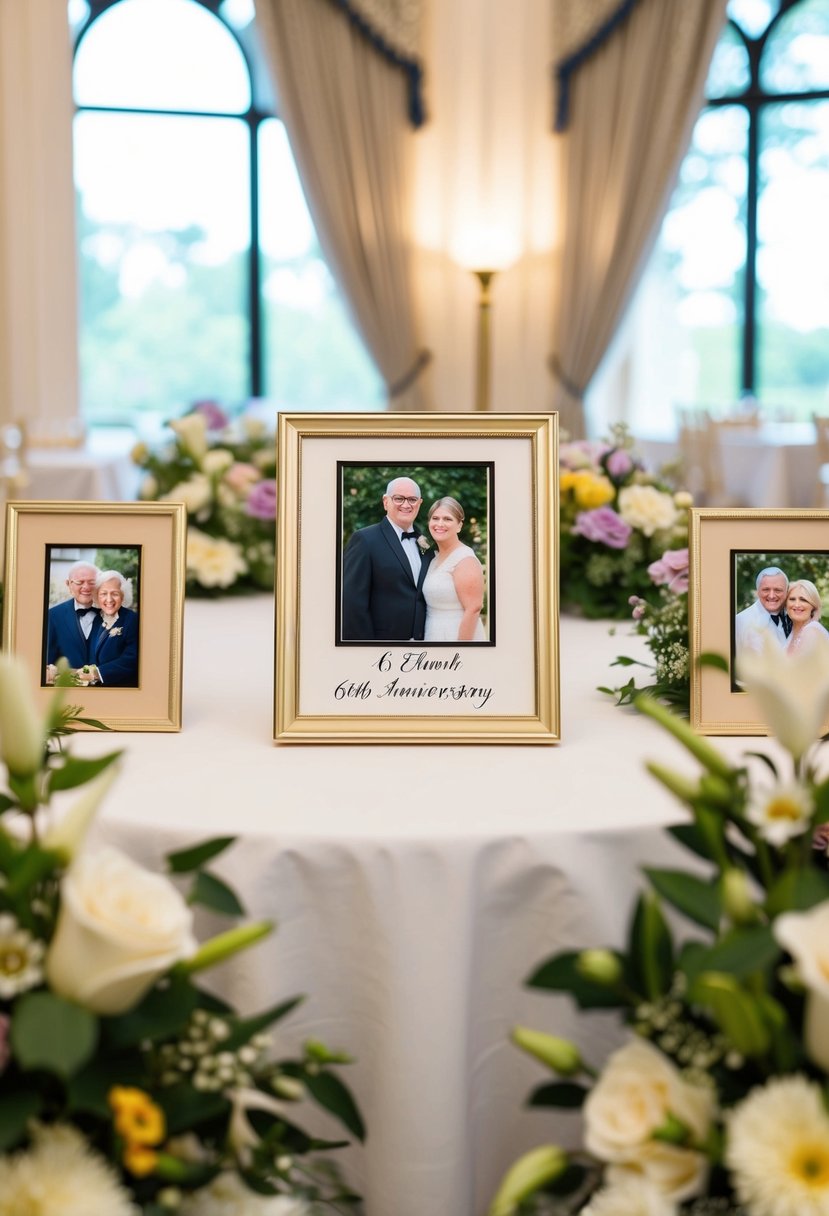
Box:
[66,598,768,1216]
[23,427,139,501]
[637,421,819,507]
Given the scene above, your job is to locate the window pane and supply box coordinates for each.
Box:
[74,0,250,112]
[727,0,779,38]
[762,0,829,91]
[258,119,384,410]
[756,100,829,414]
[706,22,751,97]
[75,111,250,422]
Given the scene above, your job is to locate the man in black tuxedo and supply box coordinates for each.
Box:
[45,560,103,682]
[341,476,434,641]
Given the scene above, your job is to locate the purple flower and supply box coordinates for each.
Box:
[245,478,277,520]
[559,439,611,470]
[604,448,635,479]
[191,399,230,430]
[572,506,632,550]
[648,547,689,594]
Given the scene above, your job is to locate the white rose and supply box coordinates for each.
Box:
[583,1175,677,1216]
[584,1039,713,1200]
[139,474,158,500]
[617,485,679,537]
[202,448,234,476]
[774,900,829,1070]
[241,415,267,440]
[169,412,208,461]
[607,1144,709,1204]
[46,846,196,1015]
[187,528,248,589]
[164,473,212,516]
[180,1172,309,1216]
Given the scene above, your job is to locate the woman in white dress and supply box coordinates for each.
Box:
[785,579,829,657]
[422,496,486,642]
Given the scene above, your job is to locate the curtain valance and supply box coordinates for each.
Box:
[553,0,643,130]
[326,0,426,125]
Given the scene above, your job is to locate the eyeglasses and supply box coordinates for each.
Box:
[389,495,420,506]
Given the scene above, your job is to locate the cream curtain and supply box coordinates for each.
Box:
[255,0,431,411]
[550,0,728,436]
[0,0,79,429]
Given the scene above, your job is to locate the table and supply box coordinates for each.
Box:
[637,422,818,507]
[68,598,756,1216]
[24,428,139,501]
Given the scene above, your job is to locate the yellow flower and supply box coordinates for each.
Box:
[560,470,578,493]
[108,1087,165,1146]
[122,1142,160,1177]
[572,470,615,509]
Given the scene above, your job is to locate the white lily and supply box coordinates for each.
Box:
[0,654,45,779]
[736,632,829,762]
[774,901,829,1071]
[169,412,209,463]
[227,1086,287,1168]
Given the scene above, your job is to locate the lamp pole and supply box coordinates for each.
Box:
[472,269,496,413]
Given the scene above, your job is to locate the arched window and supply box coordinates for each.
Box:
[593,0,829,433]
[71,0,383,428]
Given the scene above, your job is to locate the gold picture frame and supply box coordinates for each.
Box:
[690,507,829,734]
[3,501,186,731]
[275,412,560,744]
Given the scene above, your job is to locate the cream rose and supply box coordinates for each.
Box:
[186,529,248,589]
[584,1039,713,1201]
[169,412,208,461]
[163,473,211,516]
[617,485,679,537]
[46,846,196,1015]
[202,448,234,476]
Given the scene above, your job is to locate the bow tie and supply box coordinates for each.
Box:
[76,605,98,615]
[400,531,417,540]
[770,613,792,636]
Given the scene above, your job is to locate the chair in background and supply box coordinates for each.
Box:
[676,406,727,505]
[813,414,829,506]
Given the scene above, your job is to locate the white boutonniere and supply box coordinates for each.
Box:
[417,535,432,553]
[108,627,123,637]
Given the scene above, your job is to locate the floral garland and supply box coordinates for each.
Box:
[132,402,276,596]
[560,426,691,620]
[0,655,363,1214]
[489,638,829,1216]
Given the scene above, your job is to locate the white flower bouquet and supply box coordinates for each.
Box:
[490,637,829,1216]
[133,402,277,595]
[0,655,363,1214]
[560,426,691,620]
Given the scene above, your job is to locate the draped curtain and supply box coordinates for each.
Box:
[549,0,728,436]
[255,0,431,411]
[0,0,79,429]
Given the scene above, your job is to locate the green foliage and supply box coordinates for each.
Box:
[735,551,829,621]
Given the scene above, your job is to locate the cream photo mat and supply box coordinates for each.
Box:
[275,413,559,744]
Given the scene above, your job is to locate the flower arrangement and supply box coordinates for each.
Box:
[601,548,691,714]
[0,654,363,1214]
[132,401,276,595]
[560,427,691,619]
[489,637,829,1216]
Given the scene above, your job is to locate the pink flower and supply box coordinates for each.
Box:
[605,448,635,479]
[191,399,230,430]
[223,462,261,493]
[572,506,632,550]
[647,547,689,594]
[559,440,611,470]
[245,479,277,520]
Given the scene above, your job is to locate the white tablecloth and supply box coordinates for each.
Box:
[67,598,756,1216]
[24,429,139,501]
[638,422,818,507]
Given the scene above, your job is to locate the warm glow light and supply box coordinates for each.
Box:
[451,224,520,273]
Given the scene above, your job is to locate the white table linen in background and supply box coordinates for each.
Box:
[61,597,773,1216]
[24,429,139,501]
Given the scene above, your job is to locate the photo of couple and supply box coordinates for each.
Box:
[43,546,141,687]
[733,555,829,667]
[339,466,492,645]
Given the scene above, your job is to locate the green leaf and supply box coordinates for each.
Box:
[166,836,236,873]
[304,1069,366,1141]
[767,868,829,918]
[644,868,722,932]
[629,891,673,1000]
[527,1081,589,1109]
[0,1090,42,1151]
[610,655,648,668]
[105,971,200,1048]
[11,991,98,1079]
[159,1081,230,1136]
[189,870,245,917]
[698,651,729,672]
[47,751,122,793]
[682,926,779,983]
[223,996,305,1052]
[667,823,709,861]
[0,793,17,814]
[689,972,771,1058]
[526,951,627,1009]
[67,1050,146,1116]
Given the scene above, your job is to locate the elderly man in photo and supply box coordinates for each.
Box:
[341,475,434,641]
[45,560,103,682]
[734,565,791,657]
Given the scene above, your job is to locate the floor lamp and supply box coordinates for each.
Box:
[472,269,496,413]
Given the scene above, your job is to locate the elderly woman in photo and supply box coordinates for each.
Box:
[785,578,829,658]
[422,497,486,642]
[79,568,140,687]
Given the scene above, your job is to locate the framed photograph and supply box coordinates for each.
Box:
[275,412,559,743]
[690,507,829,734]
[3,501,186,731]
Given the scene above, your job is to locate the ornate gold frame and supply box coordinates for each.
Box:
[3,501,186,731]
[690,507,829,734]
[275,412,559,744]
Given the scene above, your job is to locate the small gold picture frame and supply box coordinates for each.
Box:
[690,507,829,734]
[3,501,186,731]
[275,412,560,744]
